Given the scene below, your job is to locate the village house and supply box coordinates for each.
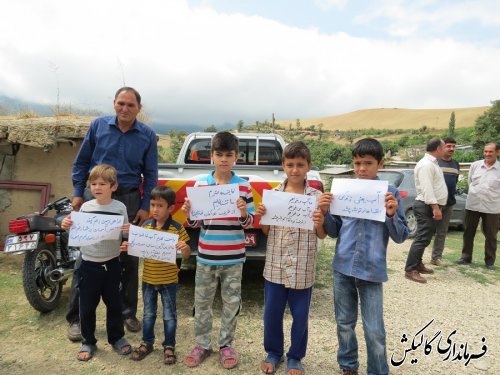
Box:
[0,116,90,246]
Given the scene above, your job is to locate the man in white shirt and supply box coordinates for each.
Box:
[456,142,500,270]
[405,138,448,283]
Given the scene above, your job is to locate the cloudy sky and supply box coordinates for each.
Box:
[1,0,499,130]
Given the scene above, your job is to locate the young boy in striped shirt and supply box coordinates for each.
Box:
[181,131,255,370]
[121,185,191,365]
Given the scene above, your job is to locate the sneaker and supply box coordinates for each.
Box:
[124,317,142,332]
[67,322,82,342]
[456,258,471,265]
[342,369,359,375]
[431,259,450,266]
[405,270,427,284]
[416,263,434,274]
[485,264,495,270]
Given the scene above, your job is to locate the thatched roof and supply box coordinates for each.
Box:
[0,116,92,150]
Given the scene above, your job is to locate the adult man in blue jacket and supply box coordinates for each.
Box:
[67,87,158,340]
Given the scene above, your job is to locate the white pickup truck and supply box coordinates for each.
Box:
[158,132,324,259]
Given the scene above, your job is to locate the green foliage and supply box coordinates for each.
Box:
[452,149,477,163]
[456,175,469,193]
[236,120,244,132]
[157,145,173,162]
[304,140,352,170]
[163,129,187,162]
[452,127,475,145]
[448,111,456,137]
[473,100,500,155]
[204,124,217,132]
[380,140,399,155]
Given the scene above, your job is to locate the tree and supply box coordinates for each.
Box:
[472,100,500,156]
[204,125,217,132]
[236,120,244,133]
[448,111,456,137]
[318,124,324,140]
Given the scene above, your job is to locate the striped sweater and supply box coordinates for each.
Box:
[187,171,255,265]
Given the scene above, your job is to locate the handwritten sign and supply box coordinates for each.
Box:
[127,225,178,263]
[260,190,317,230]
[391,319,488,367]
[187,184,240,220]
[330,178,388,222]
[68,212,124,246]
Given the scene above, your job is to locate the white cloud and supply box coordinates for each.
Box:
[356,0,500,38]
[0,0,499,128]
[313,0,349,11]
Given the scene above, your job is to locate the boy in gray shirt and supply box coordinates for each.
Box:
[62,164,131,361]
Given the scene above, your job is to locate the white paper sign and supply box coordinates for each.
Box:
[68,212,124,246]
[187,184,240,220]
[127,225,178,264]
[330,178,388,222]
[260,190,317,230]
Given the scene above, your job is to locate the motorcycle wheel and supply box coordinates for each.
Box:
[22,242,62,313]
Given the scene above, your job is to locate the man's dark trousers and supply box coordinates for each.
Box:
[405,201,439,272]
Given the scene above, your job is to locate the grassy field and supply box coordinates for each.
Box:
[278,106,490,131]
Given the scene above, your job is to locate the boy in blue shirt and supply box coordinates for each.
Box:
[323,138,409,375]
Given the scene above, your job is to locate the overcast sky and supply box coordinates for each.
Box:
[1,0,499,130]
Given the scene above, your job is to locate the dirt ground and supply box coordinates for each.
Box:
[0,237,498,375]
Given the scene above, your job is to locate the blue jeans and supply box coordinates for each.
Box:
[142,282,177,348]
[333,271,388,375]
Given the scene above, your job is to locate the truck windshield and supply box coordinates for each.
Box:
[184,138,283,166]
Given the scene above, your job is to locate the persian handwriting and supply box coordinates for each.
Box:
[390,319,488,368]
[261,190,317,230]
[127,225,178,264]
[68,212,124,246]
[330,178,388,222]
[187,184,240,220]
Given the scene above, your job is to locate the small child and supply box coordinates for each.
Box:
[61,164,131,361]
[181,131,255,370]
[256,141,330,375]
[324,138,409,375]
[121,185,190,364]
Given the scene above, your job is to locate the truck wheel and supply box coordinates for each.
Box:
[22,242,62,313]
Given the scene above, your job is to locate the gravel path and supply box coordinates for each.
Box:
[0,238,498,374]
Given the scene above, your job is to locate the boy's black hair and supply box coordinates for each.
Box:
[283,141,311,164]
[352,138,384,163]
[150,185,176,206]
[426,138,444,152]
[211,131,239,154]
[442,137,456,144]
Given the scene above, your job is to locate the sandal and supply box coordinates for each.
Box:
[220,346,238,370]
[184,345,212,368]
[77,344,97,362]
[261,355,285,374]
[112,337,132,356]
[131,343,154,361]
[163,347,177,365]
[286,358,304,375]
